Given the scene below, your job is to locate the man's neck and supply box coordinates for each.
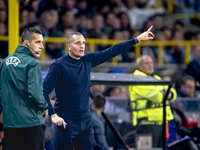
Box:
[69,53,80,60]
[91,105,102,116]
[96,109,102,116]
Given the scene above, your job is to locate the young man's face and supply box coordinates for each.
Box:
[28,33,44,58]
[68,35,85,59]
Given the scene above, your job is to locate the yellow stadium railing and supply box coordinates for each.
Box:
[1,36,200,64]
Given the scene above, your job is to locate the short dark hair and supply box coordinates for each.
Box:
[67,32,83,44]
[21,27,42,43]
[180,75,195,86]
[174,20,184,28]
[93,95,106,109]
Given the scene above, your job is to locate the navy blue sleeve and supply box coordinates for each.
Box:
[43,63,62,116]
[91,38,138,67]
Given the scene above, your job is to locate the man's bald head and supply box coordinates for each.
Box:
[137,55,154,75]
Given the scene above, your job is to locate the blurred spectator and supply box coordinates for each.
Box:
[0,22,8,58]
[104,12,116,37]
[39,9,59,37]
[112,30,123,40]
[177,75,195,97]
[0,22,6,36]
[44,100,55,150]
[44,110,55,150]
[112,18,121,31]
[173,20,184,33]
[162,76,172,82]
[186,45,200,89]
[20,9,29,27]
[104,86,128,99]
[108,86,122,98]
[142,18,155,33]
[76,0,92,18]
[77,14,88,37]
[119,0,137,28]
[63,28,75,38]
[63,0,78,14]
[120,0,165,29]
[45,41,65,60]
[170,31,185,64]
[122,30,130,40]
[184,31,196,41]
[27,0,40,12]
[0,123,3,150]
[196,31,200,40]
[37,0,64,18]
[20,0,31,10]
[20,22,40,36]
[0,8,7,24]
[161,26,173,40]
[87,14,105,38]
[100,5,111,18]
[112,3,120,16]
[90,95,109,150]
[96,34,111,52]
[151,31,171,63]
[132,29,141,38]
[59,10,76,32]
[90,85,106,97]
[118,12,131,32]
[151,14,163,31]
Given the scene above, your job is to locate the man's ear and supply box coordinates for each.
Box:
[67,44,71,51]
[23,40,29,46]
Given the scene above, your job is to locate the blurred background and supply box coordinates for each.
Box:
[1,0,200,150]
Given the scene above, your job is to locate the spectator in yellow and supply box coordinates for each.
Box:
[129,55,177,148]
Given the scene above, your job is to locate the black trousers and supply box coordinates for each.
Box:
[3,124,46,150]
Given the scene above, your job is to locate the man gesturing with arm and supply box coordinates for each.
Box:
[43,26,154,150]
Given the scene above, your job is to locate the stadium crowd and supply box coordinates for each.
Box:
[0,0,200,64]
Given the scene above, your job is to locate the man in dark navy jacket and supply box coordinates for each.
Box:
[43,26,154,150]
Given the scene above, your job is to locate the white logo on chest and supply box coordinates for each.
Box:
[6,57,21,67]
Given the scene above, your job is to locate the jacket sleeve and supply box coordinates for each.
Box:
[43,63,62,116]
[163,86,177,102]
[27,61,48,111]
[91,38,138,68]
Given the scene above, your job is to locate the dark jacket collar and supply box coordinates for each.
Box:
[15,45,35,58]
[15,45,31,55]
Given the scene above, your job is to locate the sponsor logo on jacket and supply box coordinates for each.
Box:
[6,57,21,67]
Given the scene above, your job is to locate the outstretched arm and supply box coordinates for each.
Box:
[90,26,155,67]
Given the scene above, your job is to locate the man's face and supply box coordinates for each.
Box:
[28,33,44,58]
[181,80,195,97]
[68,35,85,59]
[194,45,200,59]
[139,56,154,75]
